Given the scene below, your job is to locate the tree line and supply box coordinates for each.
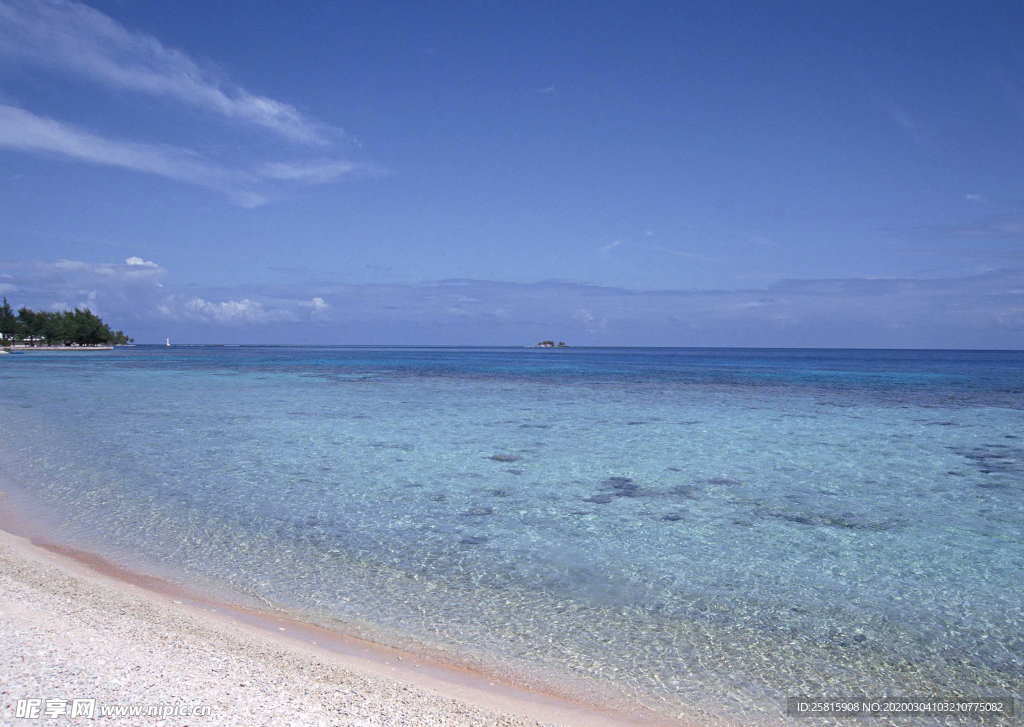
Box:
[0,298,133,347]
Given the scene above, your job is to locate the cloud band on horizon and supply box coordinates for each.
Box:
[1,258,1021,349]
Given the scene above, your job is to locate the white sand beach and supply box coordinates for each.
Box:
[0,525,687,727]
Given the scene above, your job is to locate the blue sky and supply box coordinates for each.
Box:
[1,0,1022,347]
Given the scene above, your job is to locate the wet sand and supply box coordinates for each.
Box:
[0,521,698,726]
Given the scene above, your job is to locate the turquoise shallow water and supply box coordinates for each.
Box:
[0,347,1021,724]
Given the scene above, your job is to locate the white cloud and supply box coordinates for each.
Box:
[125,256,157,267]
[598,239,622,253]
[300,297,329,310]
[182,297,298,325]
[965,194,983,202]
[0,104,267,206]
[0,0,335,146]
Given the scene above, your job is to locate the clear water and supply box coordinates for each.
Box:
[0,347,1021,724]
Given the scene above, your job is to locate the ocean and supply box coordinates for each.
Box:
[0,346,1021,724]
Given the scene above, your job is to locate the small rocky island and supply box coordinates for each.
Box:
[535,340,568,348]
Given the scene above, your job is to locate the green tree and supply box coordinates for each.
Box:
[37,311,65,346]
[70,308,100,345]
[0,297,20,343]
[7,304,130,346]
[16,307,40,345]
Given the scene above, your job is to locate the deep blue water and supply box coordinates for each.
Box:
[0,346,1021,724]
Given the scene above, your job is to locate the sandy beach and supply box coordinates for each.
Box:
[0,524,687,727]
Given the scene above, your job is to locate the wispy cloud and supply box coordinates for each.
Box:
[596,236,725,264]
[0,0,335,146]
[0,1,376,203]
[911,213,1024,239]
[259,160,382,184]
[638,242,726,263]
[5,256,166,284]
[850,68,933,147]
[0,104,267,206]
[882,102,917,134]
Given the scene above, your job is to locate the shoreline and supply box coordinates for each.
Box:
[0,493,705,727]
[2,345,114,351]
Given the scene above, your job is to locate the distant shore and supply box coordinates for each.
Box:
[2,345,113,351]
